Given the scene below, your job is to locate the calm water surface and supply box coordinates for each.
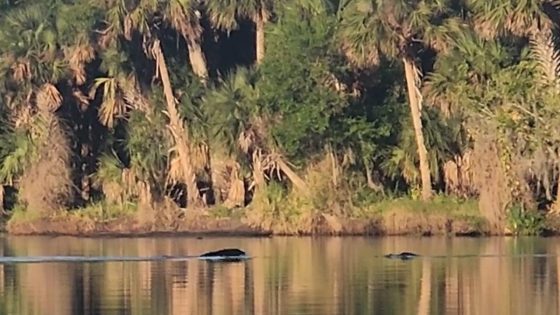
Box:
[0,236,559,315]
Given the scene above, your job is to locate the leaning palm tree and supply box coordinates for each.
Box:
[99,0,205,208]
[338,0,462,200]
[206,0,274,64]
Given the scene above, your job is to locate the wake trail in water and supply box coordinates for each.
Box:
[382,254,560,260]
[0,255,252,264]
[0,254,556,264]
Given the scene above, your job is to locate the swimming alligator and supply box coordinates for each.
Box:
[384,252,419,260]
[199,248,248,262]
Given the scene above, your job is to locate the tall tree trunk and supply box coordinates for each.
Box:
[185,37,208,81]
[403,58,432,200]
[255,12,266,64]
[152,40,203,208]
[553,160,560,213]
[252,151,267,193]
[364,157,383,192]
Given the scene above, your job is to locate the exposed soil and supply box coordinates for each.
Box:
[5,211,486,237]
[376,211,483,236]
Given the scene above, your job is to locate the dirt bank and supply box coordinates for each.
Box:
[5,215,272,237]
[5,211,485,237]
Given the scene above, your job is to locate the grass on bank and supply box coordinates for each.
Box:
[8,201,138,224]
[3,160,487,234]
[5,193,485,231]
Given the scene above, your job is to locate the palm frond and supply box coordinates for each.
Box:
[89,76,132,128]
[165,0,202,41]
[530,31,560,91]
[65,42,96,85]
[36,83,62,113]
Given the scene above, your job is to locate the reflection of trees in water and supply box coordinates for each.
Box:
[417,259,431,315]
[3,238,560,314]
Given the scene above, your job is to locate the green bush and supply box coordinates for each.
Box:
[506,204,545,236]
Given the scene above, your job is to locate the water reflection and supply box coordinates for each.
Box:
[0,236,559,314]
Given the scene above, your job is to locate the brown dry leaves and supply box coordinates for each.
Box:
[36,83,62,113]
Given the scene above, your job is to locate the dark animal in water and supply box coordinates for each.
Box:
[384,252,419,260]
[200,248,247,262]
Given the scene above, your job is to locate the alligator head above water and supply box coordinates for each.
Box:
[384,252,419,260]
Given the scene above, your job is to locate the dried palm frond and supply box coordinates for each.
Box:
[340,41,380,67]
[65,43,96,85]
[36,84,63,113]
[73,89,90,112]
[530,31,560,91]
[323,73,349,94]
[238,117,271,154]
[167,150,183,183]
[192,143,210,170]
[122,167,140,198]
[98,29,115,49]
[211,156,245,208]
[120,74,150,112]
[90,77,130,128]
[252,150,309,194]
[273,155,308,194]
[13,105,33,129]
[168,0,202,42]
[167,139,207,179]
[11,58,31,83]
[124,14,134,41]
[224,175,245,208]
[237,129,256,154]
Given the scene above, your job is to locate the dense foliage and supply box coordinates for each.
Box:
[2,0,560,233]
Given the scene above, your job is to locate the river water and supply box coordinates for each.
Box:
[0,236,558,315]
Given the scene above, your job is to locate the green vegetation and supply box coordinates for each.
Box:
[2,0,560,235]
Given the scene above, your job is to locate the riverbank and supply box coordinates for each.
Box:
[5,213,483,237]
[4,198,492,237]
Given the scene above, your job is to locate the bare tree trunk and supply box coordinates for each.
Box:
[328,147,339,187]
[202,144,215,205]
[152,40,203,208]
[0,186,4,215]
[252,152,267,193]
[255,12,266,64]
[185,38,209,81]
[403,58,432,201]
[364,158,383,192]
[553,172,560,213]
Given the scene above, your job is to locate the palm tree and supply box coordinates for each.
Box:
[466,0,557,40]
[100,0,205,208]
[338,0,461,200]
[203,68,308,199]
[423,29,549,229]
[206,0,274,64]
[530,32,560,212]
[0,3,87,213]
[466,0,560,212]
